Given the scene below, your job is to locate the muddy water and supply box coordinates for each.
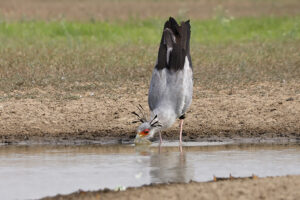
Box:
[1,142,300,200]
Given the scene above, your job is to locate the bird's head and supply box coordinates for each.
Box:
[132,109,162,142]
[136,118,162,140]
[136,122,156,140]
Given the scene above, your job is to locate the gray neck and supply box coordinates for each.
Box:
[150,105,177,130]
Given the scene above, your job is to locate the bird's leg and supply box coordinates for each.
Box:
[179,119,184,144]
[159,131,163,144]
[158,142,162,154]
[158,131,163,154]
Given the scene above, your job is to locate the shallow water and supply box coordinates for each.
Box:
[1,142,300,200]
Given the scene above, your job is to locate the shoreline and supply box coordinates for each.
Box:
[42,175,300,200]
[1,134,300,146]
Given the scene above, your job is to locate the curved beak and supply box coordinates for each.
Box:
[136,132,146,139]
[134,132,151,145]
[135,133,141,139]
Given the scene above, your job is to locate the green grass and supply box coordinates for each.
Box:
[0,16,299,97]
[0,16,299,47]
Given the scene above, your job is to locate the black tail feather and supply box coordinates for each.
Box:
[156,17,191,71]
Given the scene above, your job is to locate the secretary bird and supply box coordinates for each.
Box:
[134,17,193,146]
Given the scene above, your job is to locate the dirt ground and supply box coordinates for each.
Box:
[43,175,300,200]
[0,81,299,145]
[1,66,299,200]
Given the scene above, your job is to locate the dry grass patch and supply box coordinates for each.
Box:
[0,41,299,98]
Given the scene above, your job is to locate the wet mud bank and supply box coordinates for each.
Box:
[42,175,300,200]
[1,131,300,146]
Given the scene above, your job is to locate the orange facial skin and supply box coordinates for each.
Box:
[139,129,150,137]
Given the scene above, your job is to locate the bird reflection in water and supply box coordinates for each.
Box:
[150,152,192,183]
[135,144,193,184]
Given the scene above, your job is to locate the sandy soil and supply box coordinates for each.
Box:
[0,81,299,144]
[43,175,300,200]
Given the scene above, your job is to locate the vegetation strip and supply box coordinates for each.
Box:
[0,17,299,46]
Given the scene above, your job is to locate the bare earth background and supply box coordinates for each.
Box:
[1,0,300,21]
[0,0,300,199]
[1,82,300,144]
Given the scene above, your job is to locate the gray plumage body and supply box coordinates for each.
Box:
[149,56,193,129]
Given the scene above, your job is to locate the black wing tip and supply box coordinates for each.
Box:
[167,17,190,25]
[164,17,191,34]
[169,16,175,21]
[157,17,192,71]
[163,17,179,34]
[168,17,177,24]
